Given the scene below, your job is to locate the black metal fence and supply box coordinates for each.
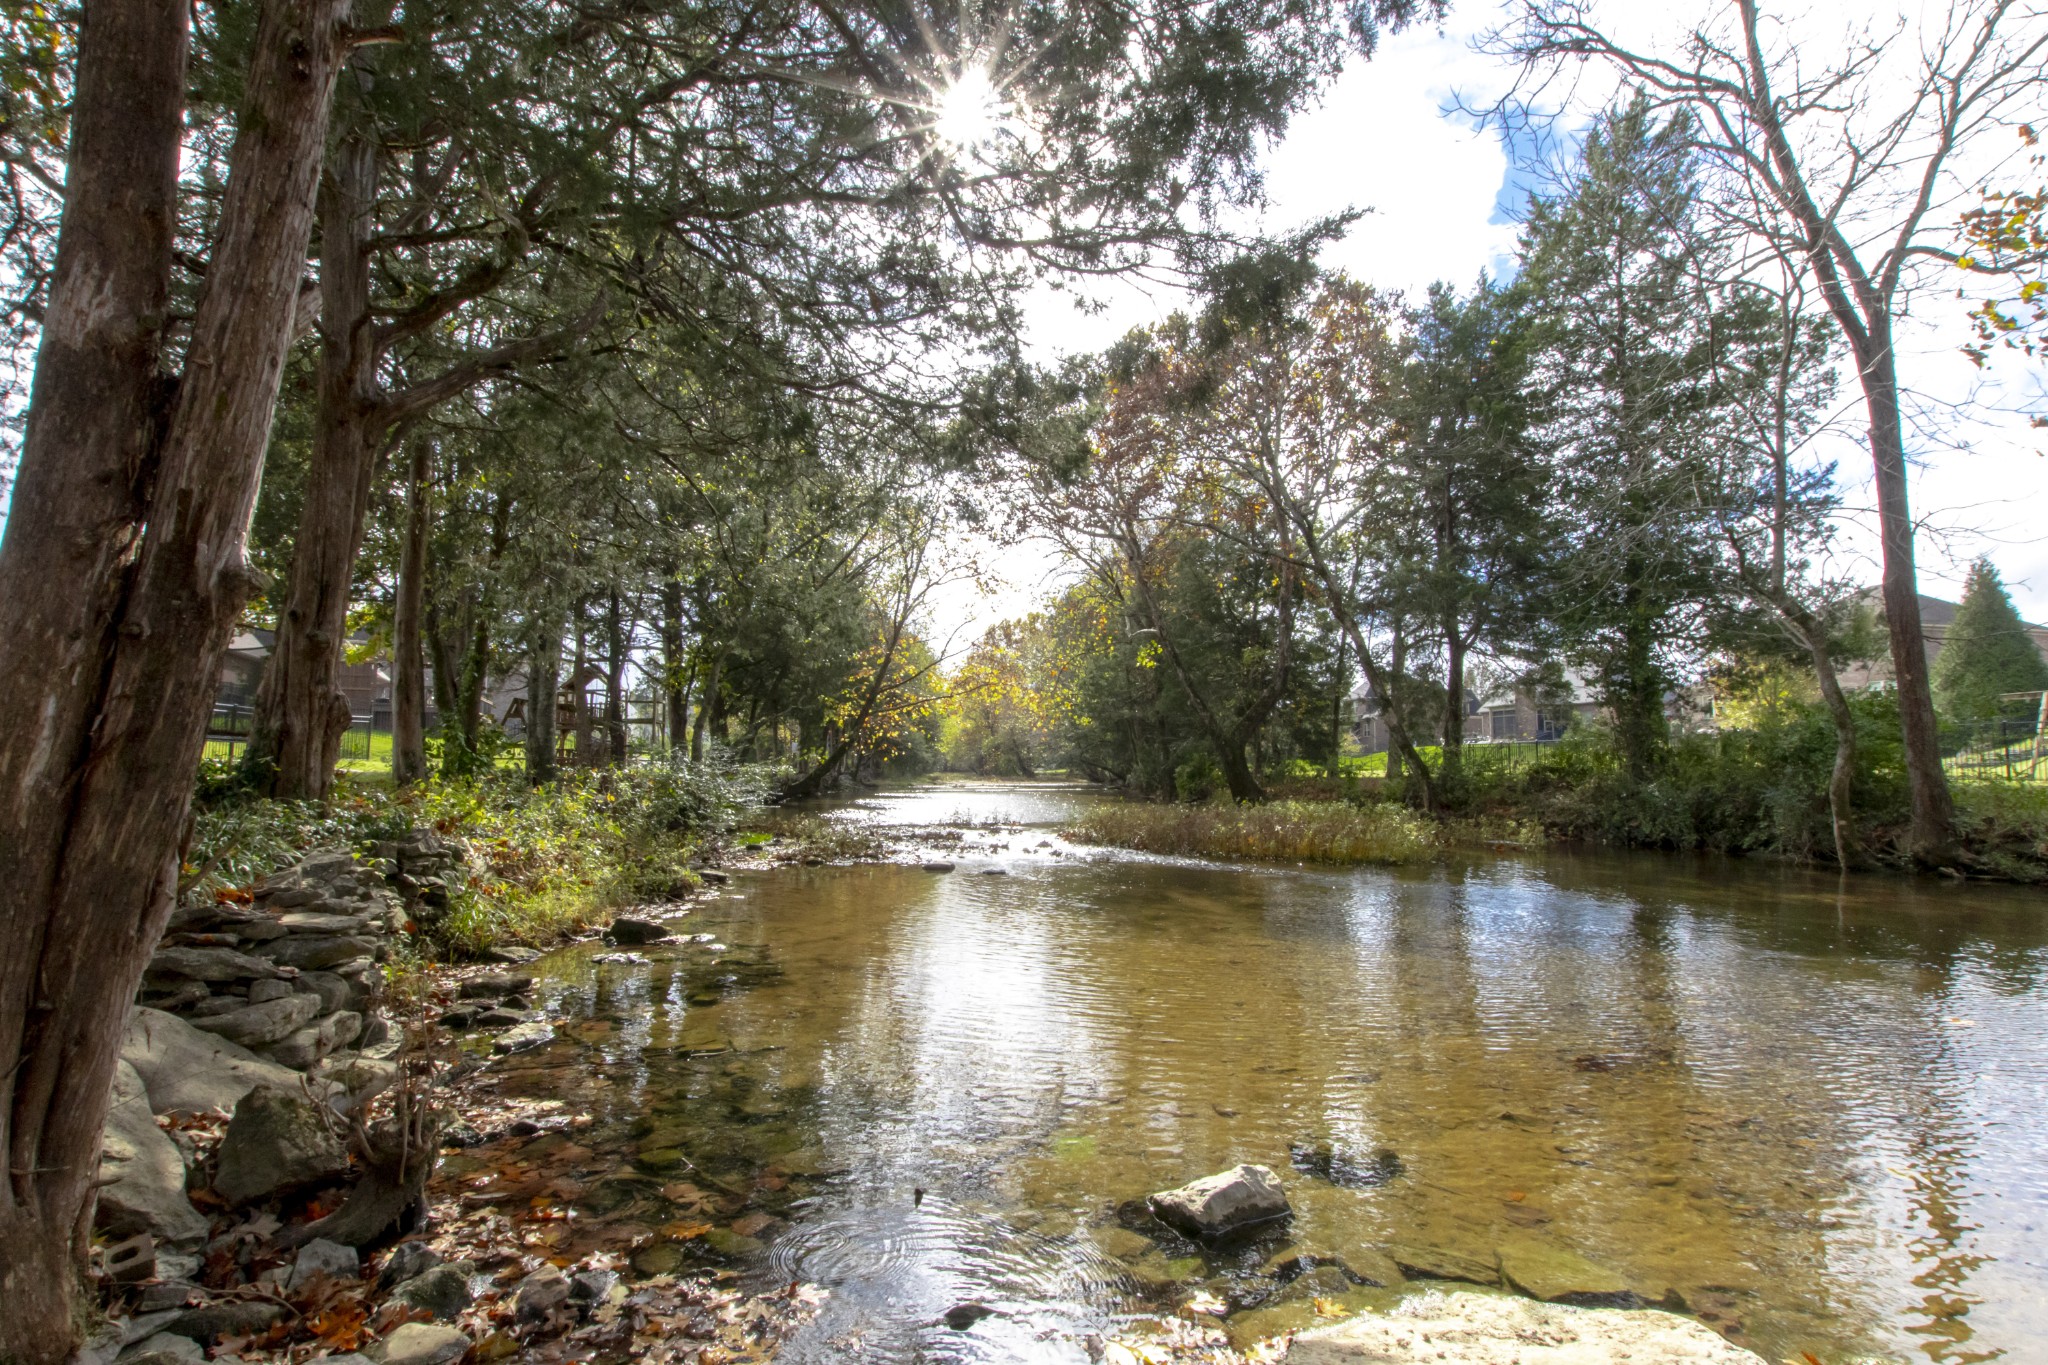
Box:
[1943,717,2048,783]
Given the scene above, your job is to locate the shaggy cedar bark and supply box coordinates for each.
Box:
[245,129,381,798]
[524,618,561,784]
[392,438,432,785]
[0,0,188,1346]
[0,1,348,1357]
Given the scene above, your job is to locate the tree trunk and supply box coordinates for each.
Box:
[1441,623,1467,778]
[1807,627,1858,870]
[1857,334,1956,863]
[524,617,560,785]
[604,588,628,764]
[391,439,431,785]
[0,1,346,1356]
[1386,622,1407,786]
[0,0,189,1347]
[660,579,686,753]
[245,128,381,799]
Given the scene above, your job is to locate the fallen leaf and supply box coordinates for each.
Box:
[1313,1297,1350,1318]
[1506,1190,1527,1202]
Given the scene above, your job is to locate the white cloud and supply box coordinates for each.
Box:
[993,0,2048,638]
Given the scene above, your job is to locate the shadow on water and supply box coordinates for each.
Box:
[470,781,2048,1363]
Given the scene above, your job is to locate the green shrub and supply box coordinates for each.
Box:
[186,756,775,956]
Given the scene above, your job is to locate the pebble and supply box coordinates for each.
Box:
[373,1322,471,1365]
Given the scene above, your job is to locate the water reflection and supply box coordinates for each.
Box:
[482,784,2048,1363]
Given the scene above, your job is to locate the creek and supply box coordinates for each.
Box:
[459,780,2048,1363]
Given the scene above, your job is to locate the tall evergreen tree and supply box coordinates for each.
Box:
[1933,559,2048,721]
[1519,100,1724,780]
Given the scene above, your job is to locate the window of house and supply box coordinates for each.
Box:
[1491,710,1516,741]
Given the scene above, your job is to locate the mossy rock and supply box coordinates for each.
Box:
[1496,1240,1643,1307]
[1092,1226,1156,1261]
[1383,1242,1500,1286]
[700,1227,765,1259]
[632,1147,688,1172]
[630,1243,687,1276]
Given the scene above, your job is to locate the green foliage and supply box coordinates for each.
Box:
[186,759,771,956]
[1455,695,1909,862]
[1932,558,2048,721]
[1065,799,1438,866]
[1174,752,1226,803]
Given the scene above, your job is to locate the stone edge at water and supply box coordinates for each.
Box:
[1275,1289,1766,1364]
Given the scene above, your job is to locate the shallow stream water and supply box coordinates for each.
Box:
[469,781,2048,1363]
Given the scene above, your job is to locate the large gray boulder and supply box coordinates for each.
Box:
[122,1008,301,1117]
[185,992,321,1048]
[97,1061,209,1244]
[1148,1164,1290,1236]
[212,1085,350,1207]
[1277,1291,1764,1364]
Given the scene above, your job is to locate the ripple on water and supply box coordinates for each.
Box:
[498,783,2048,1365]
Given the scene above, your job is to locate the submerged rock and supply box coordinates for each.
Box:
[1383,1243,1501,1287]
[1277,1290,1765,1363]
[1148,1164,1290,1237]
[1497,1241,1643,1306]
[493,1019,555,1054]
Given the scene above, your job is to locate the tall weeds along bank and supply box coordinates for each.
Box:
[1065,799,1439,866]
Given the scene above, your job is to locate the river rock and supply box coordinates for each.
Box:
[186,992,322,1048]
[1276,1290,1766,1363]
[1497,1240,1642,1306]
[297,970,360,1013]
[145,946,290,983]
[377,1241,443,1289]
[97,1061,209,1244]
[477,945,541,964]
[247,980,295,1004]
[493,1019,555,1054]
[372,1322,471,1365]
[459,972,536,998]
[278,912,379,934]
[289,1237,361,1289]
[474,1007,531,1029]
[571,1268,619,1303]
[264,1009,362,1069]
[513,1265,573,1322]
[1384,1243,1501,1286]
[259,934,383,971]
[388,1263,473,1319]
[605,916,671,945]
[116,1332,203,1365]
[122,1008,302,1117]
[1149,1164,1290,1236]
[212,1085,350,1206]
[163,1301,285,1344]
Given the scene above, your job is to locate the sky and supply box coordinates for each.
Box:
[930,0,2048,643]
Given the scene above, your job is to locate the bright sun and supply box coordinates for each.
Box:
[932,65,1003,150]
